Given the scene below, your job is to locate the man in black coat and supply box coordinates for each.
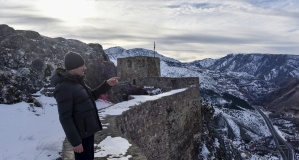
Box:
[51,52,119,160]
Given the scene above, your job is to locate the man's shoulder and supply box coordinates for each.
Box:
[55,81,80,91]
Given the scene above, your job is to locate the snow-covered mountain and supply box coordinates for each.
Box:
[190,54,299,118]
[191,53,299,86]
[190,58,216,68]
[105,46,180,64]
[260,78,299,112]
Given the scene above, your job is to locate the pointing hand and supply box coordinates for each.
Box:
[107,77,120,86]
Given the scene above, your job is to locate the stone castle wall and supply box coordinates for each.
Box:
[113,56,201,159]
[115,86,201,160]
[136,77,199,92]
[117,56,160,83]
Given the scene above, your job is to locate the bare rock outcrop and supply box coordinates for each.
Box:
[0,24,116,104]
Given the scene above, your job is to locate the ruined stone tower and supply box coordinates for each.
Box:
[117,56,160,84]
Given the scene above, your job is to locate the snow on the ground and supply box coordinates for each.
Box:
[273,125,287,141]
[99,88,187,118]
[214,107,271,140]
[0,88,187,160]
[0,93,64,160]
[201,144,210,160]
[94,136,132,159]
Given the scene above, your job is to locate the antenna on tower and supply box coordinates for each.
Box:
[154,41,156,57]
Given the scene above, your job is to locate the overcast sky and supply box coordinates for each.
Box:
[1,0,299,62]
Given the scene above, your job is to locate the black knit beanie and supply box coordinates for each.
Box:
[64,52,85,70]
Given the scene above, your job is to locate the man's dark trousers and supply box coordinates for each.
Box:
[74,134,94,160]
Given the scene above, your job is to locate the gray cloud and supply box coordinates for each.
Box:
[5,16,62,25]
[167,2,221,10]
[160,34,254,45]
[157,30,296,47]
[1,0,299,62]
[0,2,62,27]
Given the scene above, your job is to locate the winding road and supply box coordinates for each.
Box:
[253,106,294,160]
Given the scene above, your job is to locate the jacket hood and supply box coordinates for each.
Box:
[50,68,83,87]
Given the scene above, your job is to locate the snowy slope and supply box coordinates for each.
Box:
[190,58,216,68]
[105,46,180,65]
[193,53,299,85]
[0,91,131,160]
[0,93,64,160]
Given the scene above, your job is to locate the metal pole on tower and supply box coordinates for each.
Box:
[154,42,156,57]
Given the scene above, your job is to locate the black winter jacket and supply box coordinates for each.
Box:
[51,68,111,147]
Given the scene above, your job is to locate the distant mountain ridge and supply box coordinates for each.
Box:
[105,46,180,64]
[258,78,299,113]
[192,53,299,86]
[190,53,299,120]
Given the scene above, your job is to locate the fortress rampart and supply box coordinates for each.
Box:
[115,85,201,160]
[62,80,201,160]
[136,77,199,91]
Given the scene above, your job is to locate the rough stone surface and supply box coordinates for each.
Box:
[116,86,201,160]
[136,77,199,92]
[61,139,74,160]
[117,56,160,83]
